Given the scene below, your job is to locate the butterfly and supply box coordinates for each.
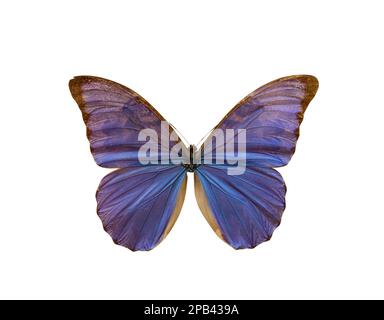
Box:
[69,75,318,251]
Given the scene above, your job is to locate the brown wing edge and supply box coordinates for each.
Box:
[194,173,225,242]
[159,174,188,245]
[68,75,189,150]
[68,75,166,121]
[216,74,319,128]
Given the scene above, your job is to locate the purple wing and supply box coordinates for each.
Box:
[97,165,187,251]
[69,76,188,251]
[202,75,318,167]
[196,75,318,249]
[69,76,180,168]
[195,165,286,249]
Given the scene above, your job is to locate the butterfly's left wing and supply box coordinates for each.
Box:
[69,76,185,167]
[195,75,318,249]
[97,165,187,251]
[69,76,188,251]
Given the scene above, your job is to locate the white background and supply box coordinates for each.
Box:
[0,1,383,299]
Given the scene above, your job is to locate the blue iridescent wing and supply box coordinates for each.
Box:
[69,76,187,251]
[97,166,187,251]
[69,76,180,168]
[195,75,318,249]
[195,166,285,249]
[202,75,318,167]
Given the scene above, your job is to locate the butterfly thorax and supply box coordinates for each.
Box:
[183,145,198,172]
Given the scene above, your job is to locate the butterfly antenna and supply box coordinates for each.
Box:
[169,122,190,146]
[196,127,214,149]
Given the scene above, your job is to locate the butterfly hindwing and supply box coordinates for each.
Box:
[97,165,187,251]
[195,165,286,249]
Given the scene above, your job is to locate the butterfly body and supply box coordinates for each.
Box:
[182,145,198,172]
[69,75,318,251]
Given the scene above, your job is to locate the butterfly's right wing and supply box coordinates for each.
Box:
[194,75,318,249]
[202,75,318,167]
[194,165,285,249]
